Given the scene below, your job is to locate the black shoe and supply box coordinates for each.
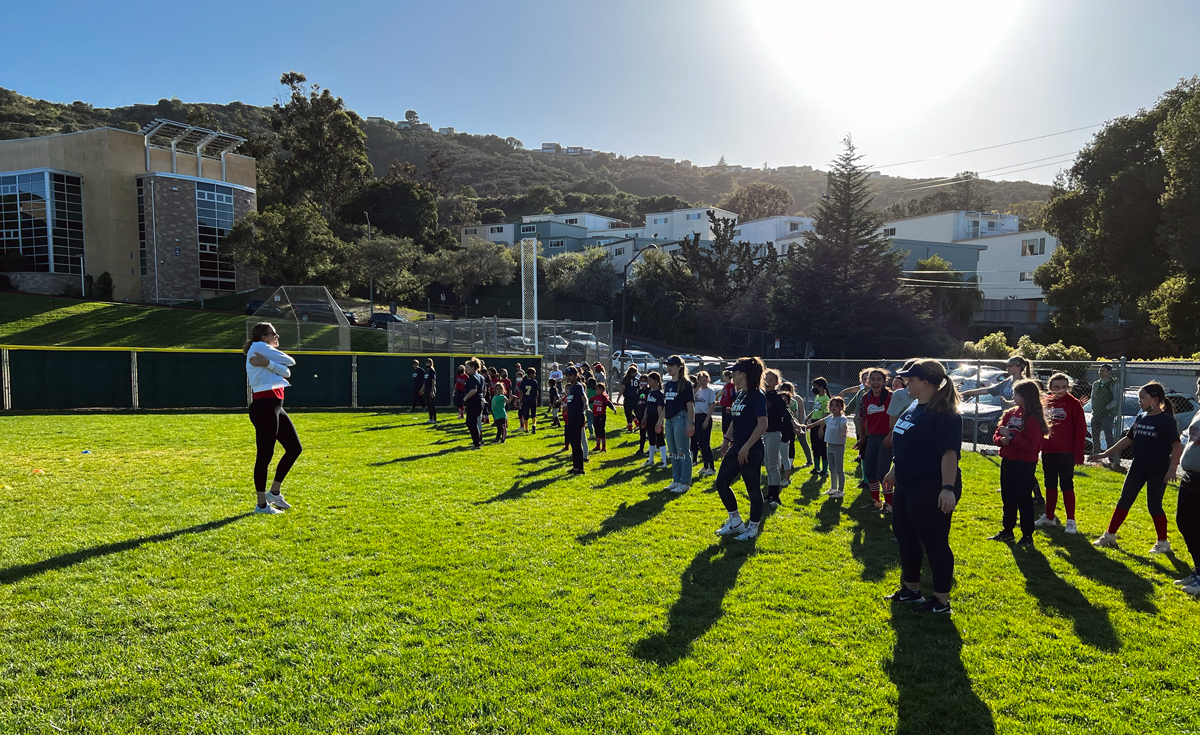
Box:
[915,598,952,614]
[568,468,585,475]
[1016,536,1034,548]
[988,531,1015,542]
[886,587,925,603]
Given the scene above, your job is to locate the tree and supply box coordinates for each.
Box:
[717,155,727,167]
[350,235,428,302]
[768,137,925,356]
[912,254,982,336]
[718,181,795,221]
[340,173,441,252]
[424,149,455,197]
[271,71,373,219]
[405,110,419,124]
[881,171,992,220]
[1007,200,1047,231]
[429,237,516,309]
[221,203,349,289]
[480,208,506,224]
[437,194,479,230]
[543,247,617,306]
[505,136,522,150]
[186,104,218,130]
[624,249,700,343]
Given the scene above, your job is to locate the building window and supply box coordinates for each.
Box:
[651,216,670,225]
[548,239,564,248]
[789,222,800,232]
[685,213,702,221]
[565,218,578,225]
[520,224,536,233]
[883,227,896,237]
[196,181,236,290]
[0,170,83,274]
[490,226,504,234]
[1019,271,1035,281]
[733,229,741,236]
[1021,237,1046,256]
[614,247,625,256]
[464,228,477,235]
[136,179,148,276]
[987,220,996,229]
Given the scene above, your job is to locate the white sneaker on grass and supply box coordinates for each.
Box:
[1064,519,1078,534]
[672,484,689,494]
[660,461,669,469]
[1183,580,1200,597]
[734,522,761,541]
[716,517,746,537]
[663,482,680,492]
[254,504,283,515]
[1149,540,1171,555]
[1034,514,1057,528]
[641,459,655,467]
[1093,532,1118,548]
[266,492,291,510]
[1174,572,1200,587]
[828,491,845,499]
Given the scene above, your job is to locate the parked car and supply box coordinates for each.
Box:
[567,331,609,352]
[612,350,661,374]
[1082,390,1200,454]
[541,335,571,356]
[501,328,535,353]
[367,313,407,330]
[342,311,359,326]
[959,394,1007,444]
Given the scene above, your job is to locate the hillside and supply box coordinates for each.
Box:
[0,85,1052,216]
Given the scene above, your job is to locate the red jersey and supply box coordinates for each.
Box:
[252,388,285,400]
[501,378,513,395]
[860,389,892,436]
[719,382,736,408]
[455,374,468,392]
[592,394,615,415]
[1043,392,1087,463]
[995,406,1045,462]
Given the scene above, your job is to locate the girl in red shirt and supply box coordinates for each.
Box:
[1037,372,1087,534]
[591,383,618,452]
[859,368,893,512]
[990,379,1050,547]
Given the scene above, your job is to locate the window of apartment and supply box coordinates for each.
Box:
[464,228,478,235]
[883,227,897,237]
[685,213,702,221]
[651,217,670,225]
[136,179,147,276]
[490,226,504,234]
[548,239,564,248]
[1021,237,1047,256]
[196,181,236,291]
[733,229,742,236]
[565,218,578,225]
[520,224,536,233]
[614,247,625,256]
[0,170,83,275]
[1019,271,1035,281]
[789,222,801,232]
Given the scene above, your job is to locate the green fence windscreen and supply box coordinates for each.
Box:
[358,355,452,407]
[9,349,133,410]
[138,352,247,409]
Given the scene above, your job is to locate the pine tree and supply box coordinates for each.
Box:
[769,137,928,356]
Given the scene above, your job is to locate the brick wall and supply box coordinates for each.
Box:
[6,272,81,297]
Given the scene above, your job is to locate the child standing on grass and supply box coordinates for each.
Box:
[643,372,668,468]
[1036,372,1087,534]
[1090,382,1183,553]
[244,322,302,515]
[585,377,599,439]
[591,383,617,452]
[805,397,849,498]
[491,383,508,443]
[990,379,1050,548]
[454,364,468,419]
[548,378,561,428]
[519,368,540,433]
[809,377,831,475]
[636,376,651,457]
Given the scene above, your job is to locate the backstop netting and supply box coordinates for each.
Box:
[246,285,351,352]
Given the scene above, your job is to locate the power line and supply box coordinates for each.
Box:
[890,151,1079,192]
[892,158,1076,194]
[874,123,1101,169]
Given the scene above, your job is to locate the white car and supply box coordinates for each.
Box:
[613,350,661,374]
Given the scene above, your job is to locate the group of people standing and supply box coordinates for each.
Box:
[237,324,1200,608]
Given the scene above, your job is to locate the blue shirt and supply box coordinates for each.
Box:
[987,376,1014,401]
[729,388,768,449]
[892,401,962,487]
[566,383,586,420]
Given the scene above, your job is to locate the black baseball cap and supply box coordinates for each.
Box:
[565,366,578,376]
[665,355,684,366]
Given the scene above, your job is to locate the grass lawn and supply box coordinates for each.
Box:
[1,413,1197,734]
[0,292,388,352]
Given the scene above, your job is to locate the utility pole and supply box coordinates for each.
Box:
[364,212,373,316]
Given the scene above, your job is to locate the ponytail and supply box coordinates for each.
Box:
[1143,382,1174,415]
[914,359,960,414]
[243,322,275,353]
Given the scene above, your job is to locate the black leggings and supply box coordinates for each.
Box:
[1042,452,1075,492]
[811,427,827,472]
[466,401,483,447]
[1177,477,1200,571]
[624,398,638,426]
[568,416,585,470]
[427,391,437,421]
[893,477,960,594]
[713,443,765,523]
[1000,458,1037,536]
[1118,465,1167,515]
[864,433,893,483]
[692,414,714,469]
[412,388,424,410]
[594,413,607,439]
[249,396,303,494]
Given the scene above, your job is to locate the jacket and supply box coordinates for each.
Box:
[246,341,295,393]
[994,406,1044,463]
[1043,393,1087,463]
[1091,378,1119,418]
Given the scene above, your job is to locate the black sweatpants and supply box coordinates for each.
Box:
[1000,458,1037,537]
[811,427,827,473]
[249,395,303,494]
[692,414,714,469]
[1177,477,1200,571]
[893,477,960,594]
[594,413,607,441]
[567,415,585,471]
[427,391,437,421]
[624,399,638,426]
[638,410,648,452]
[864,433,893,483]
[412,388,424,410]
[713,443,765,523]
[465,401,483,447]
[1117,465,1167,515]
[1042,452,1075,492]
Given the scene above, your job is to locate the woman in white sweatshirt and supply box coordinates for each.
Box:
[245,322,303,514]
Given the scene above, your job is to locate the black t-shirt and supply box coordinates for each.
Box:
[1125,411,1180,473]
[412,367,425,389]
[645,388,665,423]
[623,375,640,399]
[729,388,767,449]
[548,384,560,404]
[423,367,435,391]
[636,387,649,414]
[765,390,787,433]
[566,382,586,420]
[663,379,694,420]
[891,402,963,487]
[464,372,486,408]
[520,378,540,405]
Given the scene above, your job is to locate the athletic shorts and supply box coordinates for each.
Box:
[520,404,537,419]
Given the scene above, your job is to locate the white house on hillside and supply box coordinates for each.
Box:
[880,210,1019,242]
[523,212,623,231]
[733,215,815,256]
[955,229,1058,300]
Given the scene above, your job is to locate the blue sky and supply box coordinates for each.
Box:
[4,0,1198,183]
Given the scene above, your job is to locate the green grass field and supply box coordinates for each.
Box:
[1,412,1197,734]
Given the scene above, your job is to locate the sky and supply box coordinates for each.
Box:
[4,0,1198,184]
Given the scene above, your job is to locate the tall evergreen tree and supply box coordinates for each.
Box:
[769,137,924,356]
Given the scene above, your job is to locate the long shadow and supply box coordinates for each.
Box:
[886,609,995,734]
[813,496,844,534]
[598,466,649,489]
[356,424,405,432]
[369,446,461,465]
[476,476,558,504]
[577,490,685,545]
[1121,549,1192,578]
[1009,545,1121,651]
[847,488,899,583]
[518,451,561,465]
[632,542,756,665]
[1045,534,1158,614]
[0,513,251,585]
[790,472,827,507]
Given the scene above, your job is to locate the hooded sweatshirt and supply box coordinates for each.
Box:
[995,406,1045,463]
[1042,392,1087,464]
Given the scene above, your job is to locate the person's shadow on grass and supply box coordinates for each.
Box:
[847,488,899,583]
[1008,545,1121,651]
[577,490,685,544]
[369,446,462,465]
[476,477,559,504]
[1045,533,1158,614]
[632,541,755,665]
[0,513,250,585]
[886,605,996,735]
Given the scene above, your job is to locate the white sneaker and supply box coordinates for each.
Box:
[828,491,845,499]
[716,517,746,537]
[781,479,791,488]
[663,482,680,492]
[254,504,283,515]
[1034,514,1057,528]
[672,484,689,494]
[1149,540,1171,555]
[1093,532,1118,548]
[734,523,761,541]
[642,459,654,467]
[1064,519,1078,534]
[660,461,669,469]
[265,492,291,510]
[699,468,715,477]
[1183,580,1200,596]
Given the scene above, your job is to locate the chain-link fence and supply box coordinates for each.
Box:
[246,285,351,352]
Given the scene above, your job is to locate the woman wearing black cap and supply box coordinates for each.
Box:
[884,359,963,614]
[462,358,487,450]
[713,357,770,541]
[564,366,587,474]
[661,355,696,493]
